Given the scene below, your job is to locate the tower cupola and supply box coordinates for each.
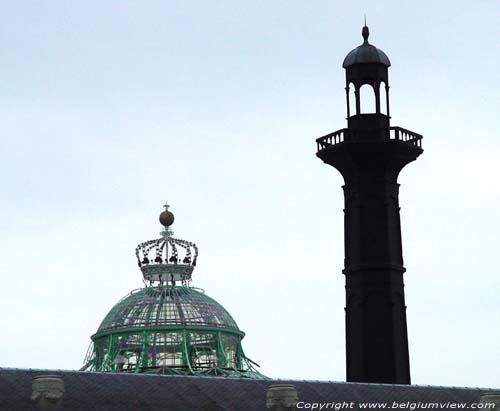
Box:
[343,25,392,139]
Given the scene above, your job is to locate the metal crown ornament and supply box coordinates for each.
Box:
[135,202,198,285]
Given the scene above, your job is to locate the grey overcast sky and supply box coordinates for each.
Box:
[0,0,498,388]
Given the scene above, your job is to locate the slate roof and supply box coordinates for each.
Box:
[0,368,497,411]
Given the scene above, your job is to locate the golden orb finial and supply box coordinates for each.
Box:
[159,210,175,227]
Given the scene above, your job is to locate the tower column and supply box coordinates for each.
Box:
[316,24,423,385]
[345,86,351,118]
[385,85,391,117]
[342,176,410,383]
[355,86,360,115]
[375,83,381,114]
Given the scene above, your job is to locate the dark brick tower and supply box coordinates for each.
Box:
[316,25,423,384]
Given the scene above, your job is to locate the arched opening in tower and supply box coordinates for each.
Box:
[359,84,376,114]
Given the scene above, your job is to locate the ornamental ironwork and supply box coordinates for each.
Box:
[135,202,198,285]
[82,202,264,379]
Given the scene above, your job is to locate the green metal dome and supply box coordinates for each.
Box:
[96,286,241,335]
[83,285,262,377]
[82,203,264,378]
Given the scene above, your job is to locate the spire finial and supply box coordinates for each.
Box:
[362,20,370,44]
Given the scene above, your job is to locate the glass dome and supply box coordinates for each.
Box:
[82,286,263,378]
[82,204,264,378]
[97,286,240,332]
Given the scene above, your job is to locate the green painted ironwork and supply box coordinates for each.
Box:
[93,325,243,340]
[82,285,264,379]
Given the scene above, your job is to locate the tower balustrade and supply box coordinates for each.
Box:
[316,126,422,152]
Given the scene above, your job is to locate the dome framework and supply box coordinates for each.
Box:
[82,203,263,378]
[82,286,261,377]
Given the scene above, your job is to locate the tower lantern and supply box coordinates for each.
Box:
[343,24,391,138]
[316,25,423,385]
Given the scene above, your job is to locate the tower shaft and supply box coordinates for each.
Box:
[318,137,420,384]
[343,162,409,384]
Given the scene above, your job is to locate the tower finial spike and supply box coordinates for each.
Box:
[362,21,370,44]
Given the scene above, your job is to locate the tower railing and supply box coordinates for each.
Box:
[316,128,349,151]
[389,127,423,148]
[316,126,422,152]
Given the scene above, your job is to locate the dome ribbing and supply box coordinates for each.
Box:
[95,286,241,336]
[342,25,391,68]
[82,203,264,378]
